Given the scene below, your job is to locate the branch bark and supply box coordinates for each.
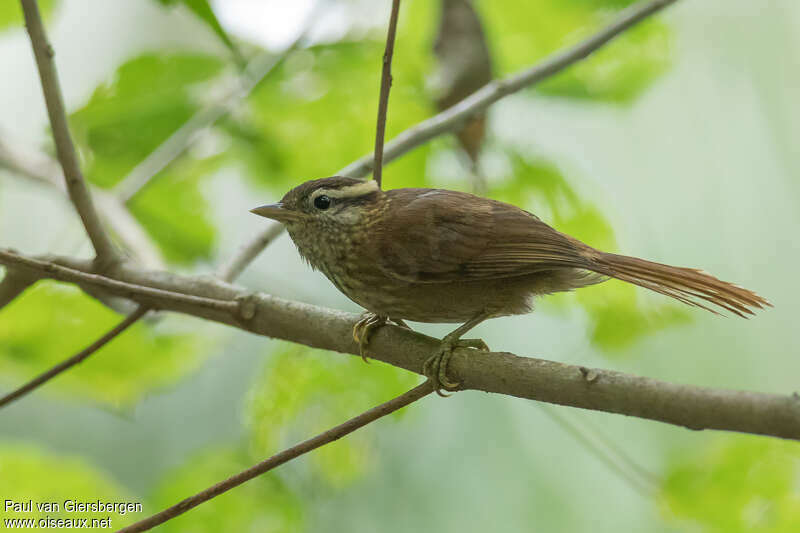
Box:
[20,0,119,267]
[116,381,433,533]
[2,248,797,441]
[222,0,680,278]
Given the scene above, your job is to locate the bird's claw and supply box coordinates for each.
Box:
[352,313,388,362]
[423,337,489,397]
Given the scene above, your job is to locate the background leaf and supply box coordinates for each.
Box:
[477,0,671,103]
[0,282,208,408]
[0,0,57,32]
[0,443,139,529]
[660,436,800,532]
[245,347,418,488]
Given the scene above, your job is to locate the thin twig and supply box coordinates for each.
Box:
[0,249,239,314]
[116,381,433,533]
[372,0,401,188]
[225,0,679,276]
[113,17,314,204]
[20,0,119,267]
[0,306,148,409]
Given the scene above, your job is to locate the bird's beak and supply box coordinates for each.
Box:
[250,202,300,222]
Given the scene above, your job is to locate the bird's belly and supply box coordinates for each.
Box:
[327,269,547,323]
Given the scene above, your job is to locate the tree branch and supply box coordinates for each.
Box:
[372,0,401,188]
[116,381,433,533]
[222,0,680,277]
[0,249,239,315]
[0,306,148,409]
[20,0,120,267]
[2,248,797,441]
[339,0,679,179]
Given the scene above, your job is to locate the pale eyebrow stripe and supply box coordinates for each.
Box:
[310,180,378,201]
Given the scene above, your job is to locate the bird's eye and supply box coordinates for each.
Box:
[314,195,331,210]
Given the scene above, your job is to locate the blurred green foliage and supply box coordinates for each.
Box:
[0,0,56,31]
[661,436,800,532]
[149,447,303,533]
[70,53,223,189]
[0,281,207,407]
[476,0,671,102]
[0,443,138,529]
[69,53,223,263]
[245,347,418,488]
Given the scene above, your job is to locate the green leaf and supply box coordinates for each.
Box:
[69,53,224,262]
[0,443,139,529]
[128,155,221,264]
[150,447,303,533]
[490,152,690,353]
[155,0,243,64]
[231,39,434,191]
[245,346,418,488]
[660,436,800,532]
[0,0,57,32]
[0,281,208,408]
[476,0,672,103]
[70,53,223,188]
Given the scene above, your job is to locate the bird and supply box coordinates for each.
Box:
[252,176,769,395]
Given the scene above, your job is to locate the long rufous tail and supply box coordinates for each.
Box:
[587,251,770,317]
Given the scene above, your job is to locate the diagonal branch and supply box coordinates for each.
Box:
[0,306,148,409]
[341,0,679,178]
[20,0,119,267]
[222,0,681,279]
[116,381,433,533]
[2,248,796,441]
[372,0,401,188]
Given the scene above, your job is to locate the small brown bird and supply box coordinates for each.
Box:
[252,176,769,395]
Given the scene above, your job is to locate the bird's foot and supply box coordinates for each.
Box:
[352,312,388,362]
[423,335,489,397]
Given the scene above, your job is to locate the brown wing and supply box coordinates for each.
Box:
[375,189,591,283]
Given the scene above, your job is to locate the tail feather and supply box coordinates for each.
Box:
[588,252,770,318]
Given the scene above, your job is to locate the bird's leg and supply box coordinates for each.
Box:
[423,313,490,397]
[352,312,388,362]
